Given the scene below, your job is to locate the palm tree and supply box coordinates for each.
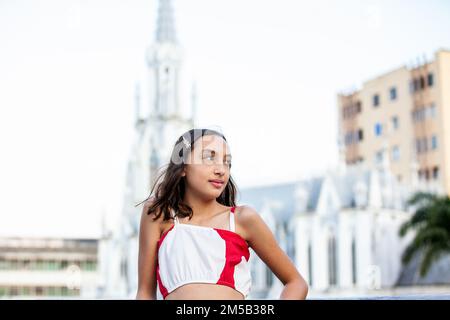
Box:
[399,191,450,277]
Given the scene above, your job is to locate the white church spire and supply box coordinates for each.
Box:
[156,0,177,44]
[143,0,195,170]
[104,0,196,299]
[146,0,183,118]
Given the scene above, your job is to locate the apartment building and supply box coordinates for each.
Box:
[0,237,100,298]
[338,49,450,197]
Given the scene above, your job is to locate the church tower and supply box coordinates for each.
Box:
[124,0,197,206]
[144,0,194,188]
[98,0,196,299]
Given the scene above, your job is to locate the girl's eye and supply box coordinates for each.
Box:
[203,155,232,167]
[202,155,214,163]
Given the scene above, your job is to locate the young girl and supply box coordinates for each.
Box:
[135,128,308,300]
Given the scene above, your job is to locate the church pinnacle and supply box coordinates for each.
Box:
[156,0,177,44]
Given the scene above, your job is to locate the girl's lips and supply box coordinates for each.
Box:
[209,181,224,188]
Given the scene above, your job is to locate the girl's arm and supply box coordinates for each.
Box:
[237,205,309,300]
[136,199,161,300]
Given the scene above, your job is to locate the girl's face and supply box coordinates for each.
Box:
[182,135,232,201]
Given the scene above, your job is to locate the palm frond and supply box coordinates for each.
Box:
[399,207,430,237]
[406,191,438,208]
[419,246,446,277]
[400,193,450,277]
[401,242,420,265]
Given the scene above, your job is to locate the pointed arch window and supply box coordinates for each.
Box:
[328,233,338,286]
[351,236,357,285]
[308,241,313,287]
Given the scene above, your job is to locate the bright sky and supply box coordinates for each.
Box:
[1,0,449,239]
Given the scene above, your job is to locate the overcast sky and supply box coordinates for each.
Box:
[1,0,449,238]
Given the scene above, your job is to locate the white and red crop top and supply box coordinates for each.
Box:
[156,206,252,300]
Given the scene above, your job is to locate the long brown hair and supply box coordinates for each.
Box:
[135,128,239,221]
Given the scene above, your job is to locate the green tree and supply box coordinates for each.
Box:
[399,191,450,277]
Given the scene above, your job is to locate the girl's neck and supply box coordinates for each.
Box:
[183,197,223,218]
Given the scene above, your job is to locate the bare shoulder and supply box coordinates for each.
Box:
[234,204,259,222]
[234,205,261,242]
[140,198,165,236]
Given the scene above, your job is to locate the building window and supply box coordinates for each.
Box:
[392,145,400,162]
[373,94,380,107]
[429,103,436,118]
[351,237,357,285]
[343,101,363,119]
[120,259,126,278]
[375,150,383,164]
[433,166,439,179]
[417,137,429,154]
[389,87,397,100]
[345,130,364,145]
[428,73,434,87]
[421,108,426,121]
[413,78,419,92]
[61,287,69,296]
[415,78,420,92]
[308,242,313,287]
[414,104,437,120]
[328,234,338,286]
[357,129,364,141]
[391,116,399,130]
[35,287,44,296]
[345,132,351,146]
[374,123,383,136]
[413,108,425,122]
[424,168,430,180]
[423,137,428,152]
[11,287,19,296]
[420,76,425,90]
[431,135,438,150]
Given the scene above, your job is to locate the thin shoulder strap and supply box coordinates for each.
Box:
[229,206,236,232]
